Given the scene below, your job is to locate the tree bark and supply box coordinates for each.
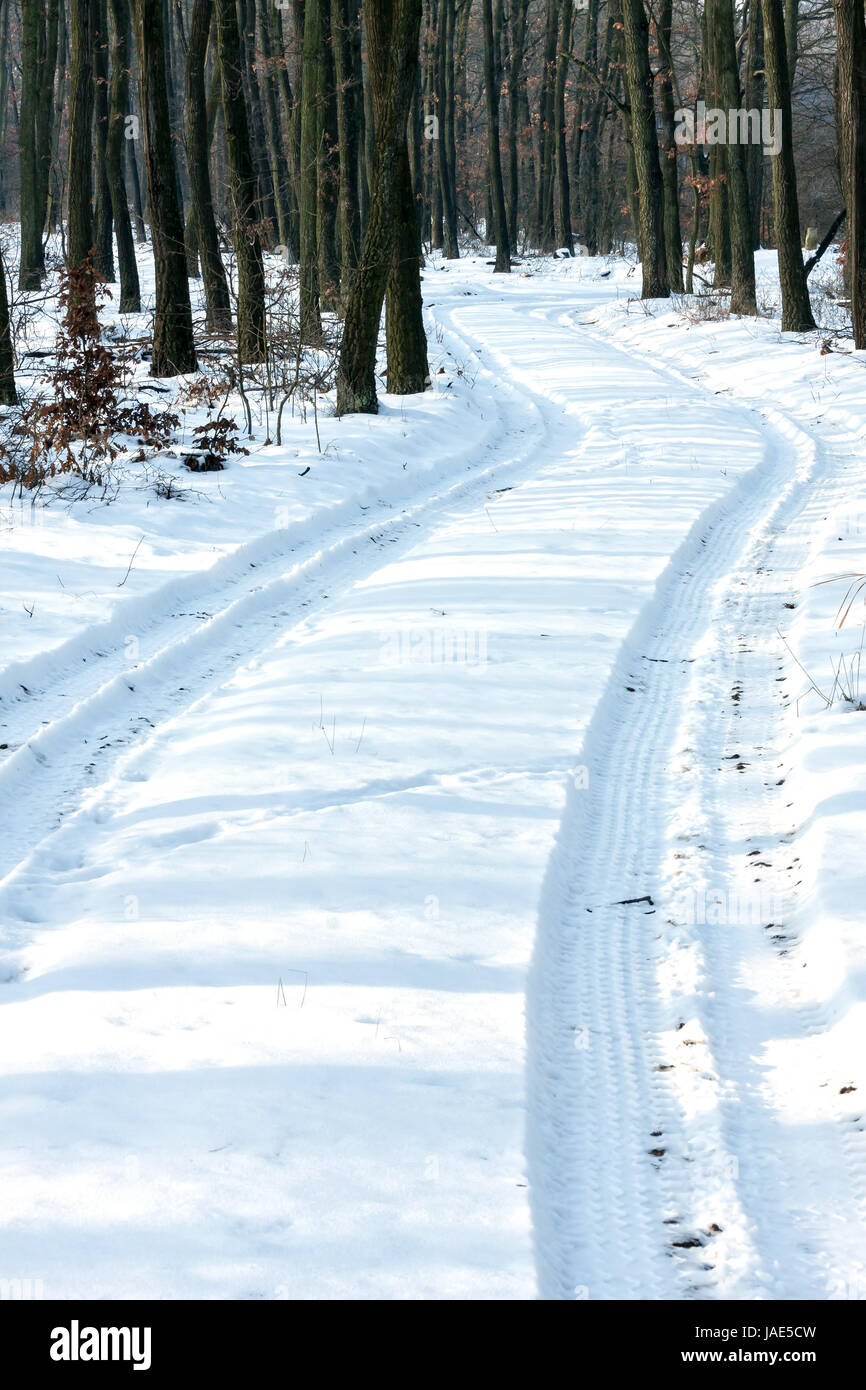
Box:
[785,0,799,85]
[259,0,293,253]
[385,140,429,390]
[35,0,59,238]
[336,0,423,414]
[505,0,529,249]
[535,0,558,250]
[744,0,765,250]
[710,0,757,313]
[185,0,232,331]
[67,0,95,277]
[0,0,12,216]
[299,0,324,339]
[238,0,277,245]
[93,0,115,281]
[332,0,363,292]
[657,0,683,290]
[833,0,866,348]
[482,0,509,267]
[273,5,301,259]
[0,245,16,404]
[215,0,268,362]
[18,0,44,288]
[317,1,341,308]
[363,11,377,226]
[761,0,814,329]
[704,3,731,286]
[107,0,141,312]
[579,2,611,255]
[620,0,669,297]
[127,127,148,243]
[134,0,198,373]
[553,0,574,253]
[436,0,459,257]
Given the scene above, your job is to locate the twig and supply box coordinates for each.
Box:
[117,535,145,588]
[776,627,832,707]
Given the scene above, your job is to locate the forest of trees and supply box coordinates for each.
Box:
[0,0,863,421]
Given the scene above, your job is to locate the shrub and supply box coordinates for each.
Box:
[0,256,178,492]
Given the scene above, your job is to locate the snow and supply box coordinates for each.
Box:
[2,240,866,1299]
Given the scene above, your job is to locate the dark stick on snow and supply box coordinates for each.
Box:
[804,211,846,279]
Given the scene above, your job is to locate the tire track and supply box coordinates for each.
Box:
[528,296,866,1299]
[0,294,561,949]
[659,404,866,1299]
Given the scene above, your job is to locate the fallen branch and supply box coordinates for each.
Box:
[804,211,846,279]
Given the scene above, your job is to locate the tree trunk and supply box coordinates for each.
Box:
[299,0,323,339]
[35,0,59,238]
[620,0,669,297]
[710,0,757,313]
[134,0,198,373]
[93,0,115,281]
[106,0,141,312]
[704,4,731,286]
[482,0,509,267]
[657,0,683,290]
[0,245,16,404]
[259,0,293,253]
[761,0,814,329]
[18,0,44,288]
[421,1,436,246]
[238,0,277,245]
[336,0,423,414]
[553,0,574,253]
[409,64,423,231]
[744,0,765,250]
[535,0,557,250]
[0,0,12,216]
[164,0,190,218]
[43,4,66,235]
[785,0,799,85]
[185,0,232,331]
[363,12,377,225]
[67,0,95,277]
[317,1,341,309]
[833,0,866,348]
[215,0,267,361]
[579,2,610,255]
[598,78,618,253]
[351,7,369,231]
[436,0,459,257]
[506,0,529,249]
[332,0,363,293]
[127,129,148,243]
[385,140,429,390]
[273,6,301,259]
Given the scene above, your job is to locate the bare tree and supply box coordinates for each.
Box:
[620,0,670,297]
[761,0,815,330]
[833,0,866,348]
[134,0,198,373]
[336,0,424,414]
[215,0,267,362]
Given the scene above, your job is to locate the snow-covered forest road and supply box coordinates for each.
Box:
[2,256,866,1299]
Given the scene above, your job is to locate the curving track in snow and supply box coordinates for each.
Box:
[524,292,866,1300]
[2,258,865,1299]
[0,310,552,934]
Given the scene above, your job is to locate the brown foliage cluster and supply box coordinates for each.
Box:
[0,257,178,491]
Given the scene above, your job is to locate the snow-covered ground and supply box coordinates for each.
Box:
[1,242,866,1299]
